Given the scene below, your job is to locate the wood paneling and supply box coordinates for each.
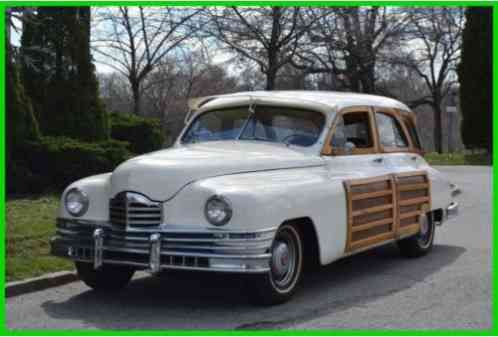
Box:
[394,171,431,237]
[344,171,431,253]
[343,175,396,251]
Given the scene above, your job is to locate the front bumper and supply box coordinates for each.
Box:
[51,218,276,273]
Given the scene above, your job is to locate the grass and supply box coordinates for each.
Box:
[424,152,492,166]
[6,195,72,282]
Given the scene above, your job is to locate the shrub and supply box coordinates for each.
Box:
[110,112,164,154]
[8,136,132,195]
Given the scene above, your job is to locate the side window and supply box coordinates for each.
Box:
[402,116,422,150]
[330,111,373,151]
[375,113,408,148]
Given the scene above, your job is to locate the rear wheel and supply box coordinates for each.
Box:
[397,212,435,258]
[75,262,135,291]
[248,224,303,305]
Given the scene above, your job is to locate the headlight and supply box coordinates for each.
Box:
[204,195,232,226]
[65,188,89,217]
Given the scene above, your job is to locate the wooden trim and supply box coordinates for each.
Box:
[373,108,415,153]
[321,106,378,156]
[351,189,392,201]
[397,223,420,237]
[350,232,394,251]
[352,218,393,233]
[399,196,430,207]
[351,204,393,217]
[344,175,395,251]
[343,170,432,253]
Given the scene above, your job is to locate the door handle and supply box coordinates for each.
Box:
[411,156,418,161]
[373,157,384,163]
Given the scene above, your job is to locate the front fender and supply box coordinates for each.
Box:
[165,166,348,265]
[57,173,112,221]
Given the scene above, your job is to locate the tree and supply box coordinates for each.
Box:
[207,7,328,90]
[21,7,108,141]
[6,8,40,159]
[92,7,202,115]
[458,7,492,153]
[396,8,464,153]
[293,7,409,93]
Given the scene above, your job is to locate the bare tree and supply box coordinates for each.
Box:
[207,7,329,90]
[397,7,464,153]
[294,7,410,93]
[92,7,202,115]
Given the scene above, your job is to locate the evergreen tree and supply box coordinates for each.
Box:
[6,46,40,160]
[6,9,40,161]
[21,7,108,141]
[458,7,492,153]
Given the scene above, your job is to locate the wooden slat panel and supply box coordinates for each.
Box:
[399,210,422,220]
[351,218,393,233]
[344,175,395,252]
[397,223,421,237]
[350,231,394,251]
[343,170,431,253]
[352,204,393,217]
[398,183,429,192]
[351,189,393,201]
[399,196,430,207]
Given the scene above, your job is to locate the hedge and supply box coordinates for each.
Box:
[110,112,164,154]
[8,136,132,195]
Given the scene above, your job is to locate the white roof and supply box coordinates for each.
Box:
[190,90,411,113]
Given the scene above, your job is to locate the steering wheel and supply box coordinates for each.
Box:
[282,134,315,146]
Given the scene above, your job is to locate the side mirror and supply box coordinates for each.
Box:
[344,141,356,155]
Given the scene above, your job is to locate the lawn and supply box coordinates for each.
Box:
[424,152,491,166]
[6,195,72,282]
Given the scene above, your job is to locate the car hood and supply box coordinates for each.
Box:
[110,141,324,201]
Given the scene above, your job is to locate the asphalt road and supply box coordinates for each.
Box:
[6,166,492,331]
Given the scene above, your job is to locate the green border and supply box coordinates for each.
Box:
[1,2,495,335]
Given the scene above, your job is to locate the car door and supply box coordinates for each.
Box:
[373,108,430,240]
[373,108,416,173]
[322,107,397,252]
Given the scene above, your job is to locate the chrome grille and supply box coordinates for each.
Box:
[109,192,161,228]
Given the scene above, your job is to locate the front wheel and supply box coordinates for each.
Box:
[75,262,135,291]
[397,212,435,258]
[248,224,304,305]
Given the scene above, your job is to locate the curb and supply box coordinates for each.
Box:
[6,271,78,298]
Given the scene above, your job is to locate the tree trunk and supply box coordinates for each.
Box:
[266,71,276,90]
[433,103,443,153]
[131,80,141,115]
[360,63,376,94]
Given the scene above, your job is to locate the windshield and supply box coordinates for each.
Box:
[181,106,325,147]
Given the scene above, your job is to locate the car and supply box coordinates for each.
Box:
[51,91,460,305]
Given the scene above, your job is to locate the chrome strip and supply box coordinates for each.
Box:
[52,219,276,273]
[93,229,104,269]
[149,233,161,273]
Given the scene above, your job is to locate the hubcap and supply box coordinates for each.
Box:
[270,229,298,290]
[272,242,290,279]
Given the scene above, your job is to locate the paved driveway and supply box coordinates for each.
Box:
[6,166,492,331]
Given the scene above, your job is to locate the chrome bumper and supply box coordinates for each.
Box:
[51,219,275,273]
[442,201,459,223]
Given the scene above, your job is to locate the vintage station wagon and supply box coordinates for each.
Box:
[51,91,459,304]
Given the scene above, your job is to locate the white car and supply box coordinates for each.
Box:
[51,91,459,304]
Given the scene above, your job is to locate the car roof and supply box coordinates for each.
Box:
[190,90,411,113]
